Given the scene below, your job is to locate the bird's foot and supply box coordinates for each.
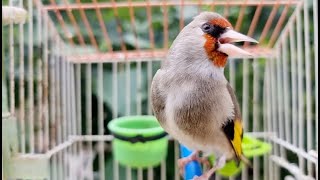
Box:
[192,155,226,180]
[214,155,226,169]
[178,151,199,176]
[178,151,211,177]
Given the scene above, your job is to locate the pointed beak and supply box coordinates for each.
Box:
[217,29,258,57]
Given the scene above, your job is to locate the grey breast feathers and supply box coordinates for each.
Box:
[173,77,233,139]
[150,70,167,126]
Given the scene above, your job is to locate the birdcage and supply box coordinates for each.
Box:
[2,0,318,179]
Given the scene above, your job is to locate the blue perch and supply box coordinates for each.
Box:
[179,144,203,179]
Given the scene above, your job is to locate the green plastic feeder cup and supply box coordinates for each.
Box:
[210,134,272,178]
[108,116,168,168]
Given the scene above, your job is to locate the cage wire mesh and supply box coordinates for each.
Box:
[1,0,318,180]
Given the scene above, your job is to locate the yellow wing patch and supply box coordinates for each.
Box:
[230,119,243,159]
[222,118,243,161]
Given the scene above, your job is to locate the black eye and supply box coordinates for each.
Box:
[201,23,226,38]
[201,23,212,33]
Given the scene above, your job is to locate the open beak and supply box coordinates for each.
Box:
[217,29,258,57]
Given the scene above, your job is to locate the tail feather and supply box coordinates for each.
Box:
[240,155,252,168]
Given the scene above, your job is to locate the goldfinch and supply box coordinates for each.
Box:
[151,12,257,179]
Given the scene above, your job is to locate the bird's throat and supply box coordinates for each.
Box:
[211,52,228,68]
[203,34,228,68]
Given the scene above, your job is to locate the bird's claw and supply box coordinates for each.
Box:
[178,151,212,177]
[191,155,227,180]
[192,174,209,180]
[214,155,226,169]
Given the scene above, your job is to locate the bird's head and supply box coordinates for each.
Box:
[168,12,258,69]
[198,12,258,68]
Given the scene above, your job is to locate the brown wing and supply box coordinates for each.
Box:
[221,83,244,163]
